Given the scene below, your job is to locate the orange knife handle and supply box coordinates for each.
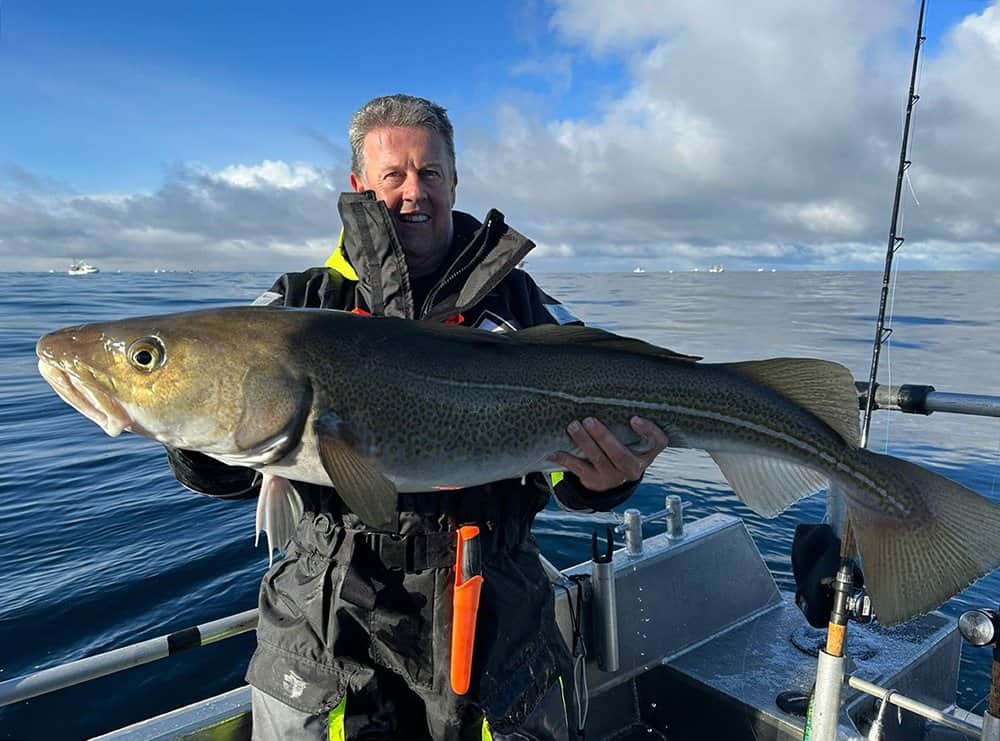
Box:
[450,573,483,694]
[451,526,483,694]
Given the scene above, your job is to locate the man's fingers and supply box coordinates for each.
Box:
[568,419,611,469]
[548,451,589,479]
[549,417,669,491]
[629,417,668,460]
[582,418,642,482]
[581,419,641,481]
[631,416,668,450]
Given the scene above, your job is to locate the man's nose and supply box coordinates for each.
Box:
[401,172,425,203]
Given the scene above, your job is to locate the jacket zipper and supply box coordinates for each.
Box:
[419,215,495,319]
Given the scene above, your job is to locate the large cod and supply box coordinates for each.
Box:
[36,306,1000,625]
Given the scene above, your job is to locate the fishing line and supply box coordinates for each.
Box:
[883,251,901,454]
[882,173,913,454]
[881,171,905,455]
[904,173,921,207]
[881,21,929,454]
[904,24,927,209]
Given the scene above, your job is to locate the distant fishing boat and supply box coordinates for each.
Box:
[707,264,725,273]
[68,260,99,275]
[632,266,646,274]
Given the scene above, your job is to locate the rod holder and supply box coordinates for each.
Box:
[982,712,1000,741]
[623,508,643,557]
[808,650,846,740]
[591,528,620,673]
[664,495,684,539]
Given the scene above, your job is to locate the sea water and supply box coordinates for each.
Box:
[1,270,998,738]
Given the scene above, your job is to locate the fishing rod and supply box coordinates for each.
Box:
[806,1,929,738]
[859,0,927,450]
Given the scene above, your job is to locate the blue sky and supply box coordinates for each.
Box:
[2,1,626,191]
[2,0,999,272]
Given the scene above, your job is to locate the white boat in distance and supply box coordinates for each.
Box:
[632,266,646,274]
[68,261,100,275]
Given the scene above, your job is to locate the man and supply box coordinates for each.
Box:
[166,94,667,740]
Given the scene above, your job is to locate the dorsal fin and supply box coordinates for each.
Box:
[722,358,860,445]
[513,324,701,362]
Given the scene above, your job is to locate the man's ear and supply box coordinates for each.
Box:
[349,172,366,193]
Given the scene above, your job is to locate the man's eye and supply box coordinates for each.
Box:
[421,169,441,179]
[383,172,403,181]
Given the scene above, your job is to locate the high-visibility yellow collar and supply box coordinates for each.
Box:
[324,229,358,281]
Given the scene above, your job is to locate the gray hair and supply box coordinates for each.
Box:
[348,94,456,181]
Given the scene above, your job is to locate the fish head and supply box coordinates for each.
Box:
[35,309,308,455]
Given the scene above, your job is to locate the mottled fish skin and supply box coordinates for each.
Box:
[35,306,1000,625]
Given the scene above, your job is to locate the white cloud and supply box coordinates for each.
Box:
[531,241,576,258]
[214,161,329,190]
[0,161,342,272]
[772,201,868,236]
[457,0,1000,270]
[3,1,1000,272]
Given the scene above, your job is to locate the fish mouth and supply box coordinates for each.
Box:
[36,358,133,437]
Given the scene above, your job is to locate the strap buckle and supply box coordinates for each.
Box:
[363,531,455,572]
[363,532,409,571]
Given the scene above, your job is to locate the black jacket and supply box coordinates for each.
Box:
[165,194,639,732]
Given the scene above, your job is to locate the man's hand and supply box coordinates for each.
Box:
[548,416,668,492]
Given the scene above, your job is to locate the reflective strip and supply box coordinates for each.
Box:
[549,472,565,487]
[324,229,358,281]
[327,695,346,741]
[251,290,283,306]
[543,302,579,325]
[482,717,492,741]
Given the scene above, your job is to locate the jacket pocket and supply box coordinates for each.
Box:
[249,538,375,714]
[367,566,443,690]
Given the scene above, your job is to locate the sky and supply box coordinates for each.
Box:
[1,0,998,273]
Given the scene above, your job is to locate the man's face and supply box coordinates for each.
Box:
[350,126,458,278]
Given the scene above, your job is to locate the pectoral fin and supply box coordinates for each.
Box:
[315,414,398,530]
[255,474,304,567]
[235,367,312,458]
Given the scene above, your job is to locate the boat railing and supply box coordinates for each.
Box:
[0,610,257,708]
[846,675,984,738]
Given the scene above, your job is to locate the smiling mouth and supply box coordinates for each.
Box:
[399,213,430,224]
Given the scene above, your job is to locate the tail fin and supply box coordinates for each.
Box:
[837,450,1000,626]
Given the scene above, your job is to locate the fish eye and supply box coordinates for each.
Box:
[127,337,166,372]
